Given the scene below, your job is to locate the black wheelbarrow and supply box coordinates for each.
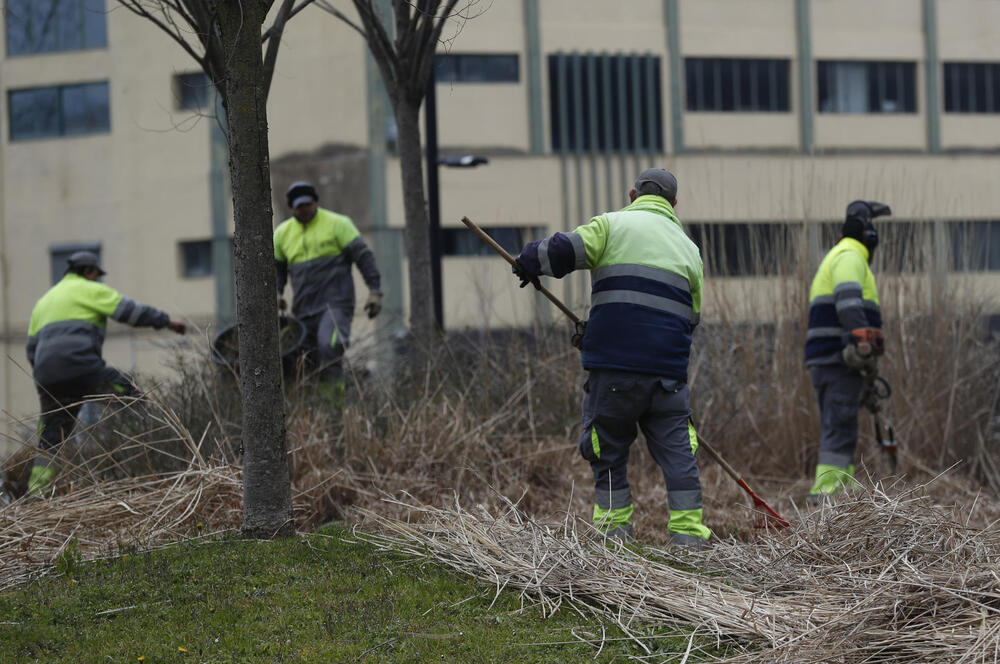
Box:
[210,315,309,376]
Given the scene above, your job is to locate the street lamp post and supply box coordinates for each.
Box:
[424,71,488,332]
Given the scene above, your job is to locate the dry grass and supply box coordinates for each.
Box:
[355,483,1000,663]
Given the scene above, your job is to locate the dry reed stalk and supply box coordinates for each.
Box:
[353,482,1000,663]
[0,465,243,591]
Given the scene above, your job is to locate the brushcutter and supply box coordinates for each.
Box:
[461,215,791,530]
[861,373,898,473]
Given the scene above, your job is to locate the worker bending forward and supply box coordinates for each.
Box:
[25,251,186,494]
[513,169,711,548]
[805,200,890,498]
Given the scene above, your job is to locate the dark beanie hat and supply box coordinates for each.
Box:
[286,181,318,208]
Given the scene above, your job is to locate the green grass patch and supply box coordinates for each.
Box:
[0,525,711,663]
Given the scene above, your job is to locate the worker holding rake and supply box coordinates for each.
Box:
[511,169,711,549]
[805,200,891,500]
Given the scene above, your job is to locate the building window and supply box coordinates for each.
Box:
[180,240,213,278]
[174,72,213,110]
[50,243,100,284]
[548,53,663,153]
[442,227,524,256]
[818,61,916,113]
[8,81,110,141]
[5,0,107,56]
[949,221,1000,271]
[944,63,1000,114]
[434,54,519,83]
[687,224,793,277]
[684,58,790,112]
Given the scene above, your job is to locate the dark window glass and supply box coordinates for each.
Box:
[180,240,213,278]
[944,63,1000,114]
[687,224,794,277]
[9,81,110,141]
[5,0,107,56]
[434,54,519,83]
[549,53,663,152]
[950,221,1000,271]
[684,58,790,112]
[442,227,524,256]
[50,243,100,284]
[9,87,60,140]
[62,81,110,134]
[817,60,917,113]
[175,72,213,110]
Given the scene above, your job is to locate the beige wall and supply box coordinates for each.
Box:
[814,114,927,151]
[812,0,924,60]
[940,116,1000,150]
[685,114,799,150]
[937,0,1000,60]
[681,0,797,57]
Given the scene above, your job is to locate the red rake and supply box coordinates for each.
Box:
[461,214,790,531]
[694,428,790,529]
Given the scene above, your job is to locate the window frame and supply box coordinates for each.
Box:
[173,71,214,111]
[817,60,917,114]
[5,0,108,57]
[684,57,791,113]
[433,53,520,84]
[548,52,664,153]
[944,62,1000,114]
[8,81,111,141]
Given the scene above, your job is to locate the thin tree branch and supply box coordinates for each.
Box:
[262,0,316,42]
[116,1,206,69]
[262,0,297,97]
[314,0,366,38]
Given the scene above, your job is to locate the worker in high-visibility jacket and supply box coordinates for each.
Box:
[805,200,891,498]
[23,251,187,495]
[274,182,382,392]
[512,168,710,549]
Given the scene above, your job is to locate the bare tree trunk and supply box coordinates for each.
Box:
[218,0,294,538]
[395,97,437,346]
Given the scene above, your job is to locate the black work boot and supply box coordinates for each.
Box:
[669,532,708,551]
[604,525,634,545]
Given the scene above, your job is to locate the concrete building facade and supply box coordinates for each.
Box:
[2,0,1000,455]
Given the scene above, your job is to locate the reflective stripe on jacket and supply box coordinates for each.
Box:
[273,207,381,317]
[805,237,882,365]
[519,195,702,380]
[26,273,170,385]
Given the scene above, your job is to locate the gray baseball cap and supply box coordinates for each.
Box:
[634,168,678,201]
[66,250,106,276]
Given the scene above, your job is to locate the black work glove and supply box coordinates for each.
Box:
[571,320,587,350]
[511,259,541,290]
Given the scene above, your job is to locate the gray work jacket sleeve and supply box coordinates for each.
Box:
[26,335,37,368]
[344,236,381,292]
[111,297,170,329]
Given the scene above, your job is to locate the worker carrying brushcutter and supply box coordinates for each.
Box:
[274,181,383,397]
[20,251,187,496]
[805,200,891,500]
[511,169,711,549]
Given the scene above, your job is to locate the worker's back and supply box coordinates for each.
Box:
[578,195,703,380]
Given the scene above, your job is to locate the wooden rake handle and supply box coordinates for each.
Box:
[694,426,789,529]
[460,216,582,325]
